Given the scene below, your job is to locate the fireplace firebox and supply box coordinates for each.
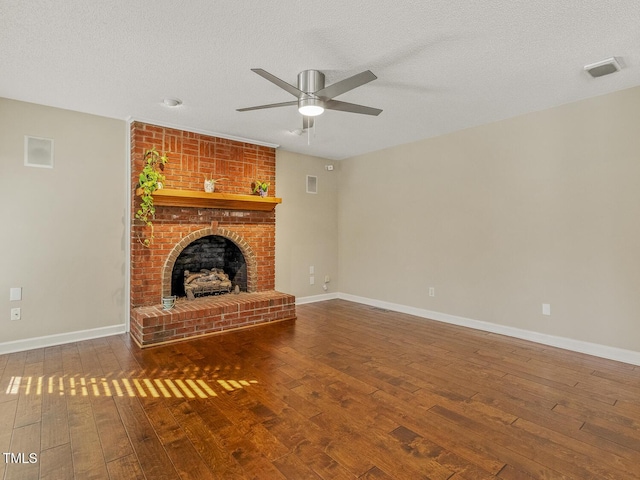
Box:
[171,235,247,298]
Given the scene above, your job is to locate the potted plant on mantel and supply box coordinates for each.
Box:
[203,175,228,193]
[253,180,270,197]
[135,147,169,247]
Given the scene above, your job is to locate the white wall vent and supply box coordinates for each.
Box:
[24,135,54,168]
[306,175,318,194]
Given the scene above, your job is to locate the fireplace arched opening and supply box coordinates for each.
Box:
[170,235,247,299]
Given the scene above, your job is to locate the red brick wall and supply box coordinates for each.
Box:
[130,122,277,307]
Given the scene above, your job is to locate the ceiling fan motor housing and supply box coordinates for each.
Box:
[298,70,325,94]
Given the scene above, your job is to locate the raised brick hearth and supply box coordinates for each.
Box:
[130,122,295,346]
[130,291,295,347]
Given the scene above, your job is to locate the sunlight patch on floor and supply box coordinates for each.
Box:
[5,375,258,398]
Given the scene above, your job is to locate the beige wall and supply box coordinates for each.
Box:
[0,98,127,345]
[2,86,638,354]
[339,86,640,351]
[275,150,339,298]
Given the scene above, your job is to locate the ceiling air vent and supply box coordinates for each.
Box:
[584,57,621,78]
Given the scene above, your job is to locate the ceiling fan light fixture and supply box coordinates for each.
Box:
[298,97,324,116]
[298,105,324,116]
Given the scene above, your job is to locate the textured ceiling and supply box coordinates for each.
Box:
[2,1,640,160]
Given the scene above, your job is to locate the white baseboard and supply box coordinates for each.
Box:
[295,292,340,305]
[0,324,127,355]
[334,293,640,366]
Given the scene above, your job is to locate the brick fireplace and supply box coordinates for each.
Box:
[129,122,295,347]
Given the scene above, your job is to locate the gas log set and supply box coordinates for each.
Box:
[183,268,233,300]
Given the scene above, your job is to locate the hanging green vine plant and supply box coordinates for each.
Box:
[135,147,169,247]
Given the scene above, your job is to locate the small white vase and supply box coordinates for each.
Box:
[204,180,215,193]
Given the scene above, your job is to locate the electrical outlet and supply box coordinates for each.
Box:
[11,308,21,321]
[429,287,435,297]
[310,276,315,285]
[309,266,314,275]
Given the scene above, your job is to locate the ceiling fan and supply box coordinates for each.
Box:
[237,69,382,130]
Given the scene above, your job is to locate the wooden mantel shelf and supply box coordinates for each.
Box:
[139,188,282,212]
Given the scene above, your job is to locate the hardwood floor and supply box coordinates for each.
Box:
[2,299,640,479]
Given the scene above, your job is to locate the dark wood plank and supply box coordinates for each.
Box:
[106,454,145,480]
[289,439,355,480]
[143,400,219,480]
[92,396,133,462]
[5,422,40,480]
[271,452,322,479]
[15,349,43,428]
[512,417,638,478]
[114,396,180,480]
[40,346,69,451]
[66,396,109,479]
[0,399,18,479]
[62,343,110,480]
[40,443,74,480]
[168,399,250,479]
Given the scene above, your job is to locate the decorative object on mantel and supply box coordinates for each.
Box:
[203,176,228,193]
[253,180,270,197]
[161,295,176,310]
[135,147,169,247]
